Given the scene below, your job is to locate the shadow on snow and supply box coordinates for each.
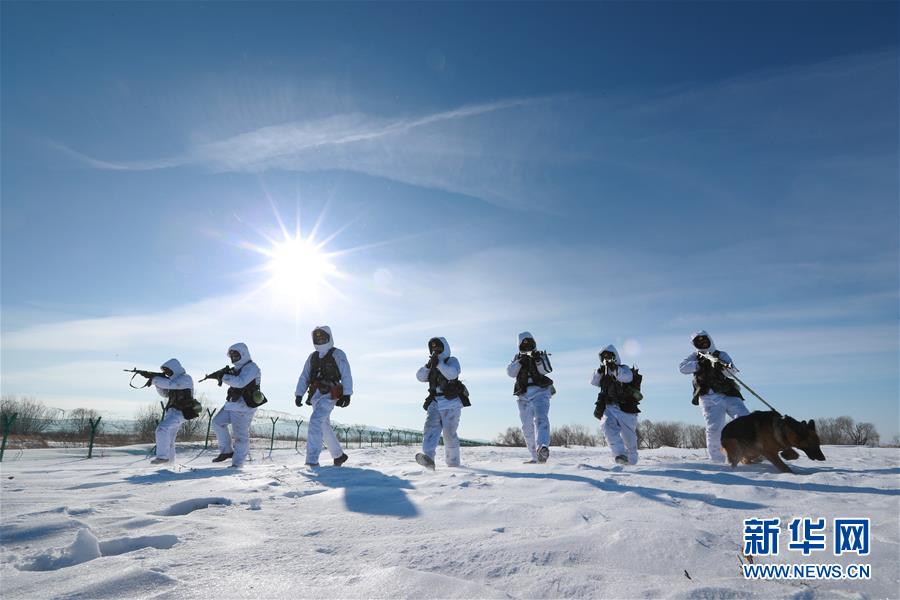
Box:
[472,467,767,510]
[628,468,900,496]
[301,466,419,519]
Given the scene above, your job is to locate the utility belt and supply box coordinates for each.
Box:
[594,393,641,420]
[424,379,471,410]
[227,380,268,408]
[691,373,743,405]
[166,388,202,420]
[308,379,343,401]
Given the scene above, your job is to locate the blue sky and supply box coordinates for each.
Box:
[2,1,898,441]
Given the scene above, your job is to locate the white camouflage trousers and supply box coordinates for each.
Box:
[700,392,750,462]
[212,406,257,466]
[306,395,343,464]
[517,390,551,460]
[601,404,639,465]
[422,403,462,467]
[154,408,185,462]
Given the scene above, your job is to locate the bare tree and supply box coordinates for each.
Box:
[66,408,104,438]
[849,422,880,447]
[133,404,162,442]
[683,425,707,449]
[638,421,683,449]
[0,396,60,435]
[494,427,526,447]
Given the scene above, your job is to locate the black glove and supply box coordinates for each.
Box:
[337,395,351,408]
[305,395,312,406]
[295,395,303,407]
[423,398,431,411]
[593,403,605,420]
[426,353,438,369]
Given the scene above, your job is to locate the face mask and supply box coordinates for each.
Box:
[312,329,331,345]
[693,336,711,350]
[600,352,615,363]
[161,367,173,377]
[229,351,241,364]
[428,338,444,355]
[519,338,536,353]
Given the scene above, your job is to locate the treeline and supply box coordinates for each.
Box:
[495,417,883,449]
[0,396,102,438]
[493,422,708,449]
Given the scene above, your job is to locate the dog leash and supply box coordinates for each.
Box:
[699,352,782,415]
[728,372,781,416]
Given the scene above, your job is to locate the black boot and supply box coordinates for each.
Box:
[212,452,234,463]
[333,453,349,467]
[415,453,436,470]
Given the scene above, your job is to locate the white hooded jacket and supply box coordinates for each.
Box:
[590,344,634,387]
[417,337,461,407]
[678,331,736,378]
[152,358,194,397]
[221,342,262,412]
[295,325,354,399]
[507,331,553,397]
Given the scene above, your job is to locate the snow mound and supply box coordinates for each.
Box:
[18,528,101,571]
[152,497,232,516]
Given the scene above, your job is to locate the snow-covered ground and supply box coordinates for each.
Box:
[1,444,898,599]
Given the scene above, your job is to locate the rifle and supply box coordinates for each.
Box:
[697,352,779,413]
[123,368,166,389]
[697,351,735,371]
[200,366,234,386]
[517,350,553,373]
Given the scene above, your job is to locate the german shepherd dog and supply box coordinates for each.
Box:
[721,411,826,473]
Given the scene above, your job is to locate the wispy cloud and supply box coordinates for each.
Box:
[53,51,896,215]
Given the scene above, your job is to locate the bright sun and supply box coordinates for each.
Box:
[264,236,338,296]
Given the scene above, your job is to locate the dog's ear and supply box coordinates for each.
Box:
[808,419,816,431]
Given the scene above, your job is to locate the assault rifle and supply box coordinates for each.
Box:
[696,352,780,413]
[697,351,737,371]
[517,350,553,373]
[200,366,234,386]
[123,368,166,389]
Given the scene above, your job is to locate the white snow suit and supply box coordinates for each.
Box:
[295,325,353,465]
[679,330,749,462]
[212,342,261,467]
[151,358,193,462]
[591,345,638,465]
[417,336,462,467]
[507,331,552,461]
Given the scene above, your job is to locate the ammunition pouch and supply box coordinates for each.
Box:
[166,388,202,420]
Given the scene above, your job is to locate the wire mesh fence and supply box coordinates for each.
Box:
[0,398,489,462]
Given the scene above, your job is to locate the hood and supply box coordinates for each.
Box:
[518,331,535,346]
[429,336,451,360]
[160,358,185,377]
[691,330,717,353]
[228,342,252,368]
[313,325,334,356]
[599,344,621,364]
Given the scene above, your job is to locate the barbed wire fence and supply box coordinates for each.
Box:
[0,396,488,463]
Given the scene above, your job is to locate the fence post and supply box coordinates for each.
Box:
[204,408,217,449]
[268,417,279,456]
[87,417,102,459]
[294,419,304,451]
[0,413,18,462]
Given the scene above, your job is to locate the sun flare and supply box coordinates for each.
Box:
[263,236,338,296]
